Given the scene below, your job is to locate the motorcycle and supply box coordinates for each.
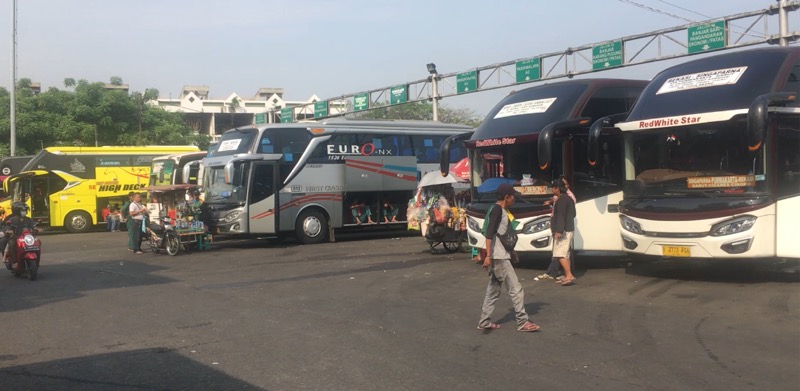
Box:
[146,216,181,256]
[3,224,41,281]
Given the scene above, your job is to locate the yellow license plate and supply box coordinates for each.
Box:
[662,245,691,257]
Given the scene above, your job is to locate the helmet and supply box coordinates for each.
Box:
[12,202,28,216]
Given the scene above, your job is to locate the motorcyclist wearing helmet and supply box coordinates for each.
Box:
[1,202,36,264]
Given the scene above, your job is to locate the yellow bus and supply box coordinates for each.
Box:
[2,146,200,233]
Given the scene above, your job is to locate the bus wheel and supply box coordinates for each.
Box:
[296,209,327,245]
[65,211,92,233]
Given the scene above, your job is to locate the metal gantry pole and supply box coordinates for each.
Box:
[10,0,17,156]
[431,75,439,122]
[779,0,789,46]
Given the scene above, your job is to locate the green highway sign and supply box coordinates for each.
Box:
[688,21,726,54]
[515,58,541,83]
[280,108,293,123]
[390,85,407,105]
[254,112,266,124]
[457,71,478,94]
[592,40,623,70]
[314,101,328,118]
[354,93,369,111]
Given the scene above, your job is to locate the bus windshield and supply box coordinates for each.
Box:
[624,120,768,198]
[150,160,175,186]
[470,142,554,202]
[204,163,248,205]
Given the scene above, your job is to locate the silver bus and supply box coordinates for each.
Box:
[202,118,471,244]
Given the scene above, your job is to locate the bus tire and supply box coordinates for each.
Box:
[295,209,327,245]
[64,211,92,233]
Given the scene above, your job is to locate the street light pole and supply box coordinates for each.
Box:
[427,63,439,121]
[10,0,17,156]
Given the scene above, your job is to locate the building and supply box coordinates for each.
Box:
[154,86,346,141]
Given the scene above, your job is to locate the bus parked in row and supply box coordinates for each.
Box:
[3,146,200,232]
[202,118,470,244]
[594,47,800,260]
[149,151,208,187]
[441,79,647,256]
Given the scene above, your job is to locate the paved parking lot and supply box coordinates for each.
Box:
[0,231,798,390]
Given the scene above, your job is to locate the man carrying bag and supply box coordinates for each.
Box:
[477,183,540,332]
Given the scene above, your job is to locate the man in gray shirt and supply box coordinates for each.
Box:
[478,183,540,332]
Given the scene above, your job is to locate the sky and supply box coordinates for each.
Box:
[0,0,789,117]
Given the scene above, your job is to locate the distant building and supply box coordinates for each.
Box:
[154,86,346,141]
[103,83,130,93]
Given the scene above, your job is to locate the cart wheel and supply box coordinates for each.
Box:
[443,241,461,253]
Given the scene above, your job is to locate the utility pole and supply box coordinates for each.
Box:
[10,0,17,156]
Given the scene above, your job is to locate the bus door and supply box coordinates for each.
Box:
[247,162,279,234]
[776,126,800,258]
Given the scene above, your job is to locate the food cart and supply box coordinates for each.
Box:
[408,172,467,254]
[143,184,211,255]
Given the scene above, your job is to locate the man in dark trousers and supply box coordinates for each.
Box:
[551,180,577,285]
[477,183,540,332]
[121,192,135,251]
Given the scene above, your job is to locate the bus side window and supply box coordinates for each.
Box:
[777,120,800,198]
[413,135,444,163]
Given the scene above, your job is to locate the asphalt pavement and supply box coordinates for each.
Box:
[0,230,797,390]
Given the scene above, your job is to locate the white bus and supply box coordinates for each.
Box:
[602,47,800,260]
[440,79,647,255]
[149,151,208,187]
[202,118,471,243]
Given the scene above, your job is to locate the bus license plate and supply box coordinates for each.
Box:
[662,245,690,257]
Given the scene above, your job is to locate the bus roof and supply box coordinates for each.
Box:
[151,151,208,163]
[471,79,648,142]
[625,47,800,122]
[227,118,472,135]
[41,146,199,155]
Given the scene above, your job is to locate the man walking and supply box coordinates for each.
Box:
[551,180,577,286]
[477,183,540,332]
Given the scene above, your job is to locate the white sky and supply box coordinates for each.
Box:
[0,0,789,116]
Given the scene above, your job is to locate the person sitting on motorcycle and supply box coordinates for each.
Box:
[1,202,36,263]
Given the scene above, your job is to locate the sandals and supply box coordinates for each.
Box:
[517,322,541,332]
[559,278,576,286]
[477,323,501,330]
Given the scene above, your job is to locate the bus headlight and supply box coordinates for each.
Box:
[710,216,756,236]
[522,218,550,234]
[222,210,243,223]
[620,215,643,235]
[468,217,480,232]
[23,234,35,246]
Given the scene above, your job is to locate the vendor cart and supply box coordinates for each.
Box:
[411,172,468,254]
[143,184,212,255]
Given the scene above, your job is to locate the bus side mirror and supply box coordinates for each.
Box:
[158,170,165,183]
[224,161,235,185]
[588,113,627,166]
[537,127,553,171]
[182,162,194,184]
[440,132,472,177]
[747,92,795,151]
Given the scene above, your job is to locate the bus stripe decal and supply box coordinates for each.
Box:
[382,164,417,173]
[251,193,343,219]
[345,161,416,182]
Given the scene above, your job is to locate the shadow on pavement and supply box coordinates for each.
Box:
[624,257,800,284]
[0,260,176,313]
[0,348,261,390]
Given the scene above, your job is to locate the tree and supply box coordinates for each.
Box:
[347,101,482,127]
[109,76,124,86]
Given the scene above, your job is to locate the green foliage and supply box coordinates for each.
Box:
[346,101,482,128]
[0,77,207,156]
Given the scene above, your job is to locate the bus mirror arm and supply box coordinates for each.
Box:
[223,161,235,185]
[747,92,796,151]
[439,132,472,177]
[182,162,194,185]
[588,113,628,166]
[538,118,588,171]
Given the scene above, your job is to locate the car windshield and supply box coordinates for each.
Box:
[624,120,768,198]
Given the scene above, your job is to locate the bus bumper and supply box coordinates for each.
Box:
[466,215,553,254]
[619,212,776,259]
